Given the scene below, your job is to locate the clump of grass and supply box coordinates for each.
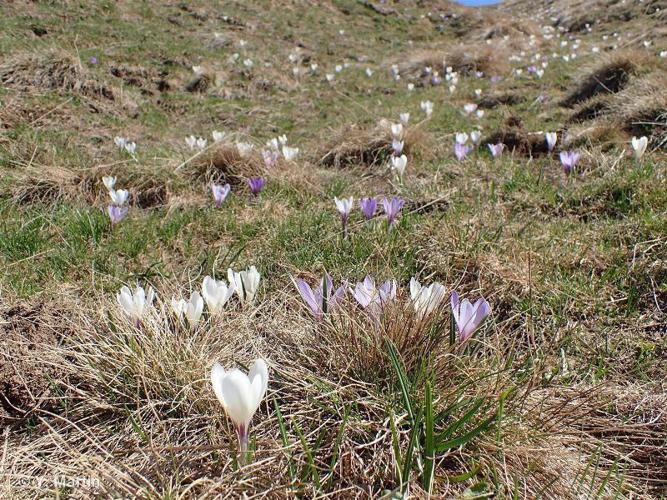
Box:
[608,70,667,148]
[317,121,424,170]
[397,43,508,79]
[560,52,650,107]
[187,142,264,185]
[0,49,114,101]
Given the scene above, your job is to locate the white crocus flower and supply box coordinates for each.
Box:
[390,123,403,139]
[171,297,187,319]
[117,285,155,324]
[420,100,433,117]
[410,278,447,317]
[103,176,116,191]
[202,276,235,314]
[470,130,482,145]
[631,136,648,160]
[212,130,226,143]
[228,266,261,303]
[365,68,373,77]
[124,142,136,155]
[109,189,129,206]
[282,145,299,161]
[114,136,127,149]
[326,73,335,82]
[399,113,410,124]
[211,358,269,462]
[545,132,558,152]
[391,154,407,178]
[455,132,469,145]
[172,293,204,327]
[278,135,288,145]
[236,142,254,157]
[463,103,478,115]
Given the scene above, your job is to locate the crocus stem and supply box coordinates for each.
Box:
[237,426,249,466]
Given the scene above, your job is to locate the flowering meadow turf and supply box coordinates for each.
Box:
[0,0,666,497]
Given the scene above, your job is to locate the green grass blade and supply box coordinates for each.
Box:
[423,381,435,494]
[274,398,296,483]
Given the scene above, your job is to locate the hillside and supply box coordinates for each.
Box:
[1,0,665,497]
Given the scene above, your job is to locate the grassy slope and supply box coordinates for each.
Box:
[0,0,665,497]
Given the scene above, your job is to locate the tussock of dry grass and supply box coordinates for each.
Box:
[608,70,667,147]
[187,143,265,186]
[317,121,425,170]
[483,115,552,156]
[2,284,661,496]
[397,43,508,79]
[0,49,114,101]
[560,52,652,107]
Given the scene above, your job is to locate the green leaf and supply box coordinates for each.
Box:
[293,418,321,489]
[326,405,350,489]
[435,414,496,453]
[423,381,435,493]
[274,398,296,483]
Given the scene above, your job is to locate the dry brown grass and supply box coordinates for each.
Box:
[394,40,509,83]
[608,70,667,147]
[2,284,662,497]
[0,49,114,101]
[317,120,426,170]
[560,51,653,107]
[186,143,265,186]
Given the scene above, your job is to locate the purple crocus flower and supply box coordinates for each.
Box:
[451,291,490,342]
[89,56,98,65]
[527,65,538,74]
[293,273,346,318]
[359,197,377,220]
[248,177,266,196]
[352,276,397,319]
[211,183,231,207]
[107,205,128,225]
[381,197,404,228]
[488,143,505,158]
[559,151,580,174]
[490,75,503,83]
[454,142,471,162]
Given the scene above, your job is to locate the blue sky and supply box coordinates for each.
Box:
[454,0,502,5]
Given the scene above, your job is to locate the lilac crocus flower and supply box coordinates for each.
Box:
[262,149,279,168]
[352,276,397,319]
[248,177,266,196]
[392,139,404,156]
[559,151,580,174]
[381,197,404,228]
[107,205,128,225]
[454,142,471,162]
[211,183,231,208]
[451,291,490,342]
[488,143,505,158]
[293,273,346,318]
[359,197,377,220]
[89,56,98,65]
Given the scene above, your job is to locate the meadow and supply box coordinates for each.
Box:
[0,0,665,497]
